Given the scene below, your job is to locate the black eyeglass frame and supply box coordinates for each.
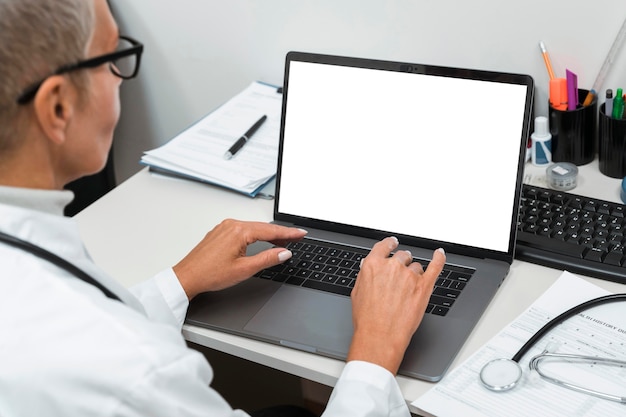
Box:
[16,35,143,105]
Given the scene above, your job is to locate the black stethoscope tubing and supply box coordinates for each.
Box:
[511,292,626,362]
[0,230,122,302]
[480,291,626,395]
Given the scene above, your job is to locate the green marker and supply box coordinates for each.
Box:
[612,88,624,119]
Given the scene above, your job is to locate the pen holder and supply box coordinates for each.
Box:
[598,102,626,178]
[548,89,597,166]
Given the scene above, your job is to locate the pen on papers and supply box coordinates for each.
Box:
[223,115,267,160]
[539,41,556,80]
[583,16,626,107]
[612,88,624,119]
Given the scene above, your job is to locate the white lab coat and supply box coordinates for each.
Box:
[0,186,409,417]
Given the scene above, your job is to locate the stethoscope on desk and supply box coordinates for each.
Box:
[0,230,122,302]
[479,293,626,403]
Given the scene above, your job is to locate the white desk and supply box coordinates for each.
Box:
[75,160,626,414]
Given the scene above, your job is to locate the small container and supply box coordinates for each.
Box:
[546,162,578,191]
[531,116,552,166]
[549,88,597,165]
[598,102,626,178]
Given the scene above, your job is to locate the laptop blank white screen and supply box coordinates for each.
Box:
[278,60,528,253]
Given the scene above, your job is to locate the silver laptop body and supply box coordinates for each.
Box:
[187,51,534,381]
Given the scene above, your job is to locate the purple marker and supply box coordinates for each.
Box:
[566,69,578,110]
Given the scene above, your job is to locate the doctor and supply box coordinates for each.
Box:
[0,0,446,416]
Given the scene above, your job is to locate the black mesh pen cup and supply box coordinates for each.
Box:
[598,102,626,178]
[548,88,597,165]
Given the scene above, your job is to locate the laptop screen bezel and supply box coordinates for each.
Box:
[273,51,534,263]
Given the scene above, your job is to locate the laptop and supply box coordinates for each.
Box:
[186,51,534,382]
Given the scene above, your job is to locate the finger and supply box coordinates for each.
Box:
[256,247,294,265]
[392,250,413,265]
[408,261,424,274]
[367,236,399,259]
[229,247,294,280]
[241,221,308,245]
[422,248,446,282]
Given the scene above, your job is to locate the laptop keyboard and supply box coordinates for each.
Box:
[254,240,475,316]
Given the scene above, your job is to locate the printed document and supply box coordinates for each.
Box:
[413,271,626,417]
[140,81,282,196]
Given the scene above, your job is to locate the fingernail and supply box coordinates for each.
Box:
[278,250,292,262]
[405,250,412,258]
[297,228,308,234]
[437,248,445,255]
[390,236,399,246]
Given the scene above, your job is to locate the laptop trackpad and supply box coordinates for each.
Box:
[243,285,353,357]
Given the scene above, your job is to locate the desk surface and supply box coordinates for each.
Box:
[75,160,626,413]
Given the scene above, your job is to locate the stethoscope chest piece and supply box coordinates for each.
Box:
[480,358,522,392]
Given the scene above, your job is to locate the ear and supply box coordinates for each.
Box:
[32,75,77,146]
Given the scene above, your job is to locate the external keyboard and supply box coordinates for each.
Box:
[254,240,475,316]
[516,184,626,284]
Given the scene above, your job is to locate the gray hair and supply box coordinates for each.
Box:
[0,0,95,153]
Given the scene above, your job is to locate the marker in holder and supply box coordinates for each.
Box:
[548,88,597,166]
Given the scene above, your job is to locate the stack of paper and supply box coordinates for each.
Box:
[140,81,282,197]
[413,271,626,417]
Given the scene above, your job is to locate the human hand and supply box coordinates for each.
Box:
[172,219,307,300]
[347,236,446,375]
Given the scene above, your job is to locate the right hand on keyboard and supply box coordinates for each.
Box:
[347,236,446,375]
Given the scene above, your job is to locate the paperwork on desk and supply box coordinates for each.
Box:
[140,81,282,197]
[413,271,626,417]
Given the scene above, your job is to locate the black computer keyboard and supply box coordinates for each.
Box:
[255,240,475,316]
[516,184,626,284]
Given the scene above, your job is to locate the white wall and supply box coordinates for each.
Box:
[109,0,626,182]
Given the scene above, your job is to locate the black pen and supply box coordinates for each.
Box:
[223,115,267,160]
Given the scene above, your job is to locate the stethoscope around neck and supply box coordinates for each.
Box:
[479,292,626,403]
[0,230,122,303]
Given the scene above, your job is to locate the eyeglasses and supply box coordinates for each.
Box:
[16,35,143,105]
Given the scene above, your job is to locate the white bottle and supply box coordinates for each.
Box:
[531,116,551,166]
